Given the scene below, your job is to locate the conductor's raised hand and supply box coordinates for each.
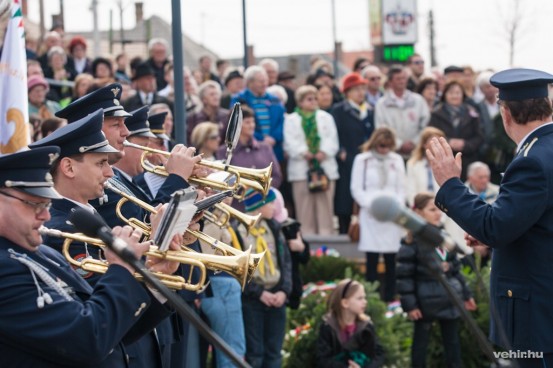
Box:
[426,136,462,186]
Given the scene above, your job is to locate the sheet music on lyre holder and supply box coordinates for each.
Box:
[154,188,198,252]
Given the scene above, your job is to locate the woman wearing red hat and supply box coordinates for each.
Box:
[67,36,93,76]
[330,73,374,234]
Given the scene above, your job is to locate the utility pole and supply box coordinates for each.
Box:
[331,0,338,78]
[39,0,45,37]
[91,0,100,57]
[119,0,125,52]
[59,0,65,28]
[242,0,248,68]
[171,0,186,144]
[109,9,113,55]
[428,9,437,68]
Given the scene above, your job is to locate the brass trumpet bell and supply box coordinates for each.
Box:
[204,202,261,233]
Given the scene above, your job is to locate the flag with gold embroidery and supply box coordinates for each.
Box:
[0,0,30,154]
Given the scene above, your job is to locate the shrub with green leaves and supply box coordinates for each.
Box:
[299,254,362,284]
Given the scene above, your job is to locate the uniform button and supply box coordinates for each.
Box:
[134,302,147,316]
[507,290,513,298]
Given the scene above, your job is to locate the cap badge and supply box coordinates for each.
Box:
[111,87,121,97]
[48,152,59,165]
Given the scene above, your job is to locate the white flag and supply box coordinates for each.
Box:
[0,0,30,154]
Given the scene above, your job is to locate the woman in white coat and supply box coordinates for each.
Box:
[351,127,405,303]
[284,85,340,235]
[405,126,473,255]
[405,126,445,206]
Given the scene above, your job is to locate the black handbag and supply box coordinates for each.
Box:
[307,166,329,193]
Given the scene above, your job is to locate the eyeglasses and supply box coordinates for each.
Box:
[0,191,52,215]
[377,144,391,149]
[368,76,381,81]
[411,60,425,65]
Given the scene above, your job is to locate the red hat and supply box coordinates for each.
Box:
[68,36,87,53]
[341,72,368,93]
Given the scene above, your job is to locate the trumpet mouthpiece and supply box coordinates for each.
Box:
[38,226,62,237]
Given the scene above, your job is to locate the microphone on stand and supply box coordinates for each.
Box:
[370,193,463,254]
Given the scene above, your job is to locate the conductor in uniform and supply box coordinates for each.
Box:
[427,68,553,367]
[0,147,180,367]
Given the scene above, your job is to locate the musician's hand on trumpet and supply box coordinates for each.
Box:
[165,144,202,181]
[107,226,149,274]
[182,222,201,246]
[145,233,183,275]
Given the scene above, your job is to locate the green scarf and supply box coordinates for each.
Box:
[296,107,321,168]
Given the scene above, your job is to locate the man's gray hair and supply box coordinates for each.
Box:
[243,65,267,85]
[198,80,222,101]
[259,58,279,72]
[476,71,494,89]
[361,65,381,78]
[148,38,169,52]
[467,161,490,177]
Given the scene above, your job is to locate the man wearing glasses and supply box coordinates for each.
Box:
[361,65,384,109]
[406,53,425,91]
[0,146,178,367]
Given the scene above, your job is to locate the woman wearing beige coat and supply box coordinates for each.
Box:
[284,85,339,235]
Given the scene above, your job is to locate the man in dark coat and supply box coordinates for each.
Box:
[428,68,553,368]
[123,62,173,113]
[0,146,175,368]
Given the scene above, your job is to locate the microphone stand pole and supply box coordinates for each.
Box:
[118,251,251,368]
[415,234,509,367]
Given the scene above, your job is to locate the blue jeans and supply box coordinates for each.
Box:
[242,298,287,368]
[201,276,246,367]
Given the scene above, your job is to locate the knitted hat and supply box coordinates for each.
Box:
[28,75,49,92]
[68,36,87,53]
[243,188,277,213]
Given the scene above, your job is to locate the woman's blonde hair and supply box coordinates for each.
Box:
[190,122,219,150]
[294,85,317,104]
[360,127,396,152]
[72,73,94,98]
[408,126,445,163]
[327,279,369,328]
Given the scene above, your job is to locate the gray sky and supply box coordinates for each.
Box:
[28,0,553,72]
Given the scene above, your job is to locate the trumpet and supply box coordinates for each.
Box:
[204,202,261,233]
[123,141,272,196]
[106,182,264,283]
[40,227,254,291]
[39,227,204,291]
